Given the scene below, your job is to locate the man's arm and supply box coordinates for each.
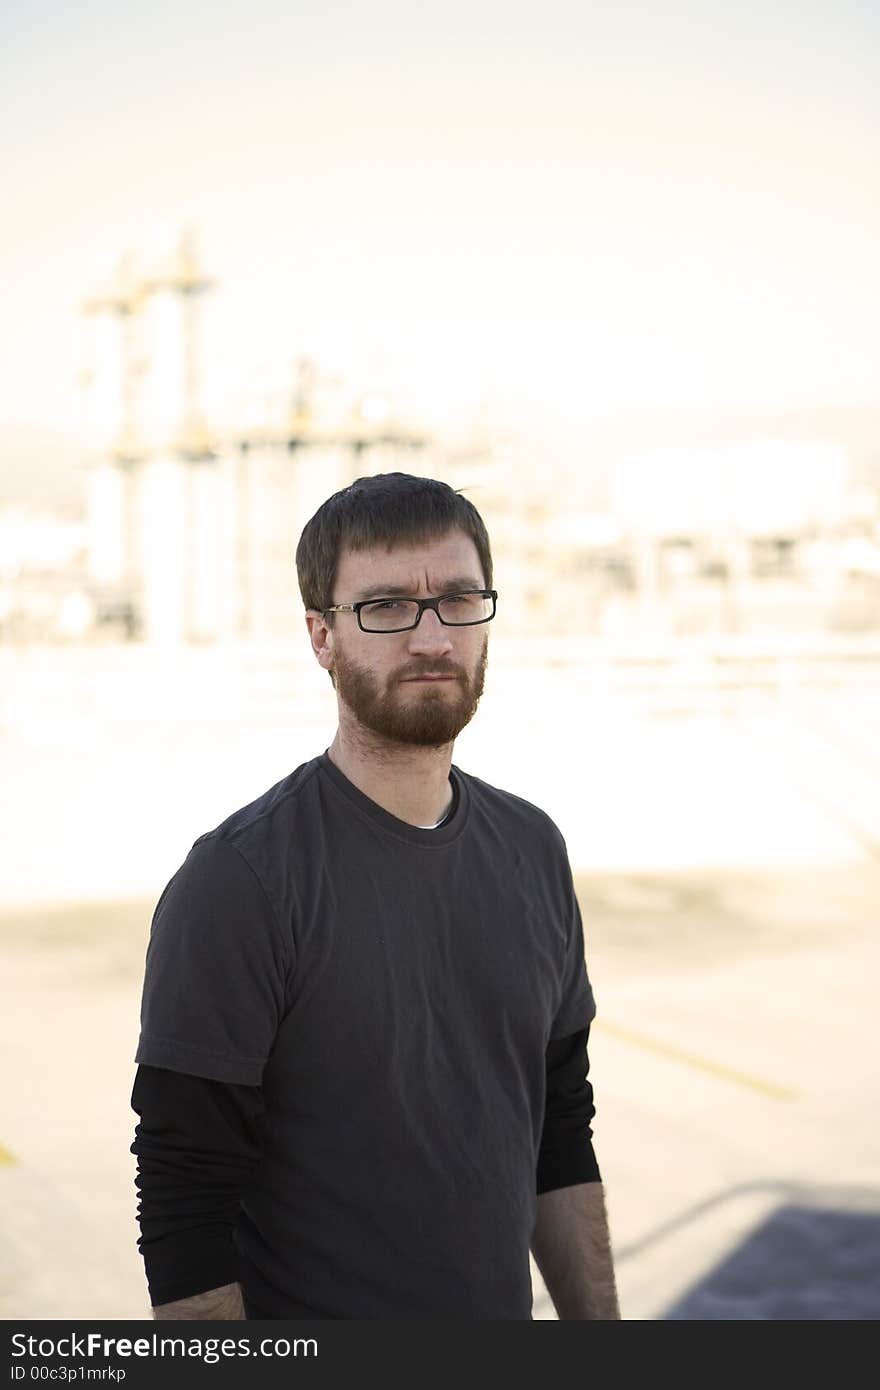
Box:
[152,1283,246,1320]
[534,1026,620,1319]
[531,1181,620,1320]
[131,1066,264,1318]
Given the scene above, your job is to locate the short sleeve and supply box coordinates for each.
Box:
[549,856,596,1041]
[135,836,293,1085]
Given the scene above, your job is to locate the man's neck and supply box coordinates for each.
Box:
[327,725,454,828]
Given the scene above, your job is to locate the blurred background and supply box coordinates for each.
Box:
[1,0,878,1320]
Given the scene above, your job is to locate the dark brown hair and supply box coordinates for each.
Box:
[295,472,493,612]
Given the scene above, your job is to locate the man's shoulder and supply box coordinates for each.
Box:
[154,757,325,920]
[456,766,567,853]
[192,755,323,857]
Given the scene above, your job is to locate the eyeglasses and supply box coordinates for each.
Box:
[323,589,498,633]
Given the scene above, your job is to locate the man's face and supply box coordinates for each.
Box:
[311,529,490,748]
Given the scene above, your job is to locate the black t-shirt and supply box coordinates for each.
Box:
[130,1026,600,1314]
[134,753,596,1319]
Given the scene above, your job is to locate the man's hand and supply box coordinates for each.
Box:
[531,1182,621,1320]
[152,1282,246,1320]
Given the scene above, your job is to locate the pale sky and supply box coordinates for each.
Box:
[2,0,878,455]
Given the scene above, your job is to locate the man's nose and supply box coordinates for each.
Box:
[407,606,454,653]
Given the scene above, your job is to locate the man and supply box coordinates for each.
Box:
[131,472,619,1320]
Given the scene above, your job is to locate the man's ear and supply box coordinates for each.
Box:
[305,610,334,673]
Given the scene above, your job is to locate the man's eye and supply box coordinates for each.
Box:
[373,600,403,611]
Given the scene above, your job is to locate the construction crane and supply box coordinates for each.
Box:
[141,227,215,457]
[82,253,145,461]
[81,230,217,643]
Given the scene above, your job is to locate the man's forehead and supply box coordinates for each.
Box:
[335,529,482,592]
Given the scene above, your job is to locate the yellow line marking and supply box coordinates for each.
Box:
[595,1020,797,1100]
[0,1143,18,1166]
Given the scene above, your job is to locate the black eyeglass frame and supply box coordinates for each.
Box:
[322,589,498,633]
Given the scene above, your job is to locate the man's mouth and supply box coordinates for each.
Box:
[400,673,459,682]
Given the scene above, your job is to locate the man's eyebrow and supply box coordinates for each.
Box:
[355,577,484,601]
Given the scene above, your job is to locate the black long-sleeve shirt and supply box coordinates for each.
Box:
[131,1026,600,1309]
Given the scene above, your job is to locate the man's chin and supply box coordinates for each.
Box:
[362,691,480,747]
[372,711,470,748]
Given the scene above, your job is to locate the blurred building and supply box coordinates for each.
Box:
[5,232,879,648]
[600,441,880,638]
[0,504,94,643]
[516,441,880,641]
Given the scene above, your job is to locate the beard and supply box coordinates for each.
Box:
[332,637,488,748]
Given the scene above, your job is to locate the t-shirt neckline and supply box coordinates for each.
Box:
[317,751,468,847]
